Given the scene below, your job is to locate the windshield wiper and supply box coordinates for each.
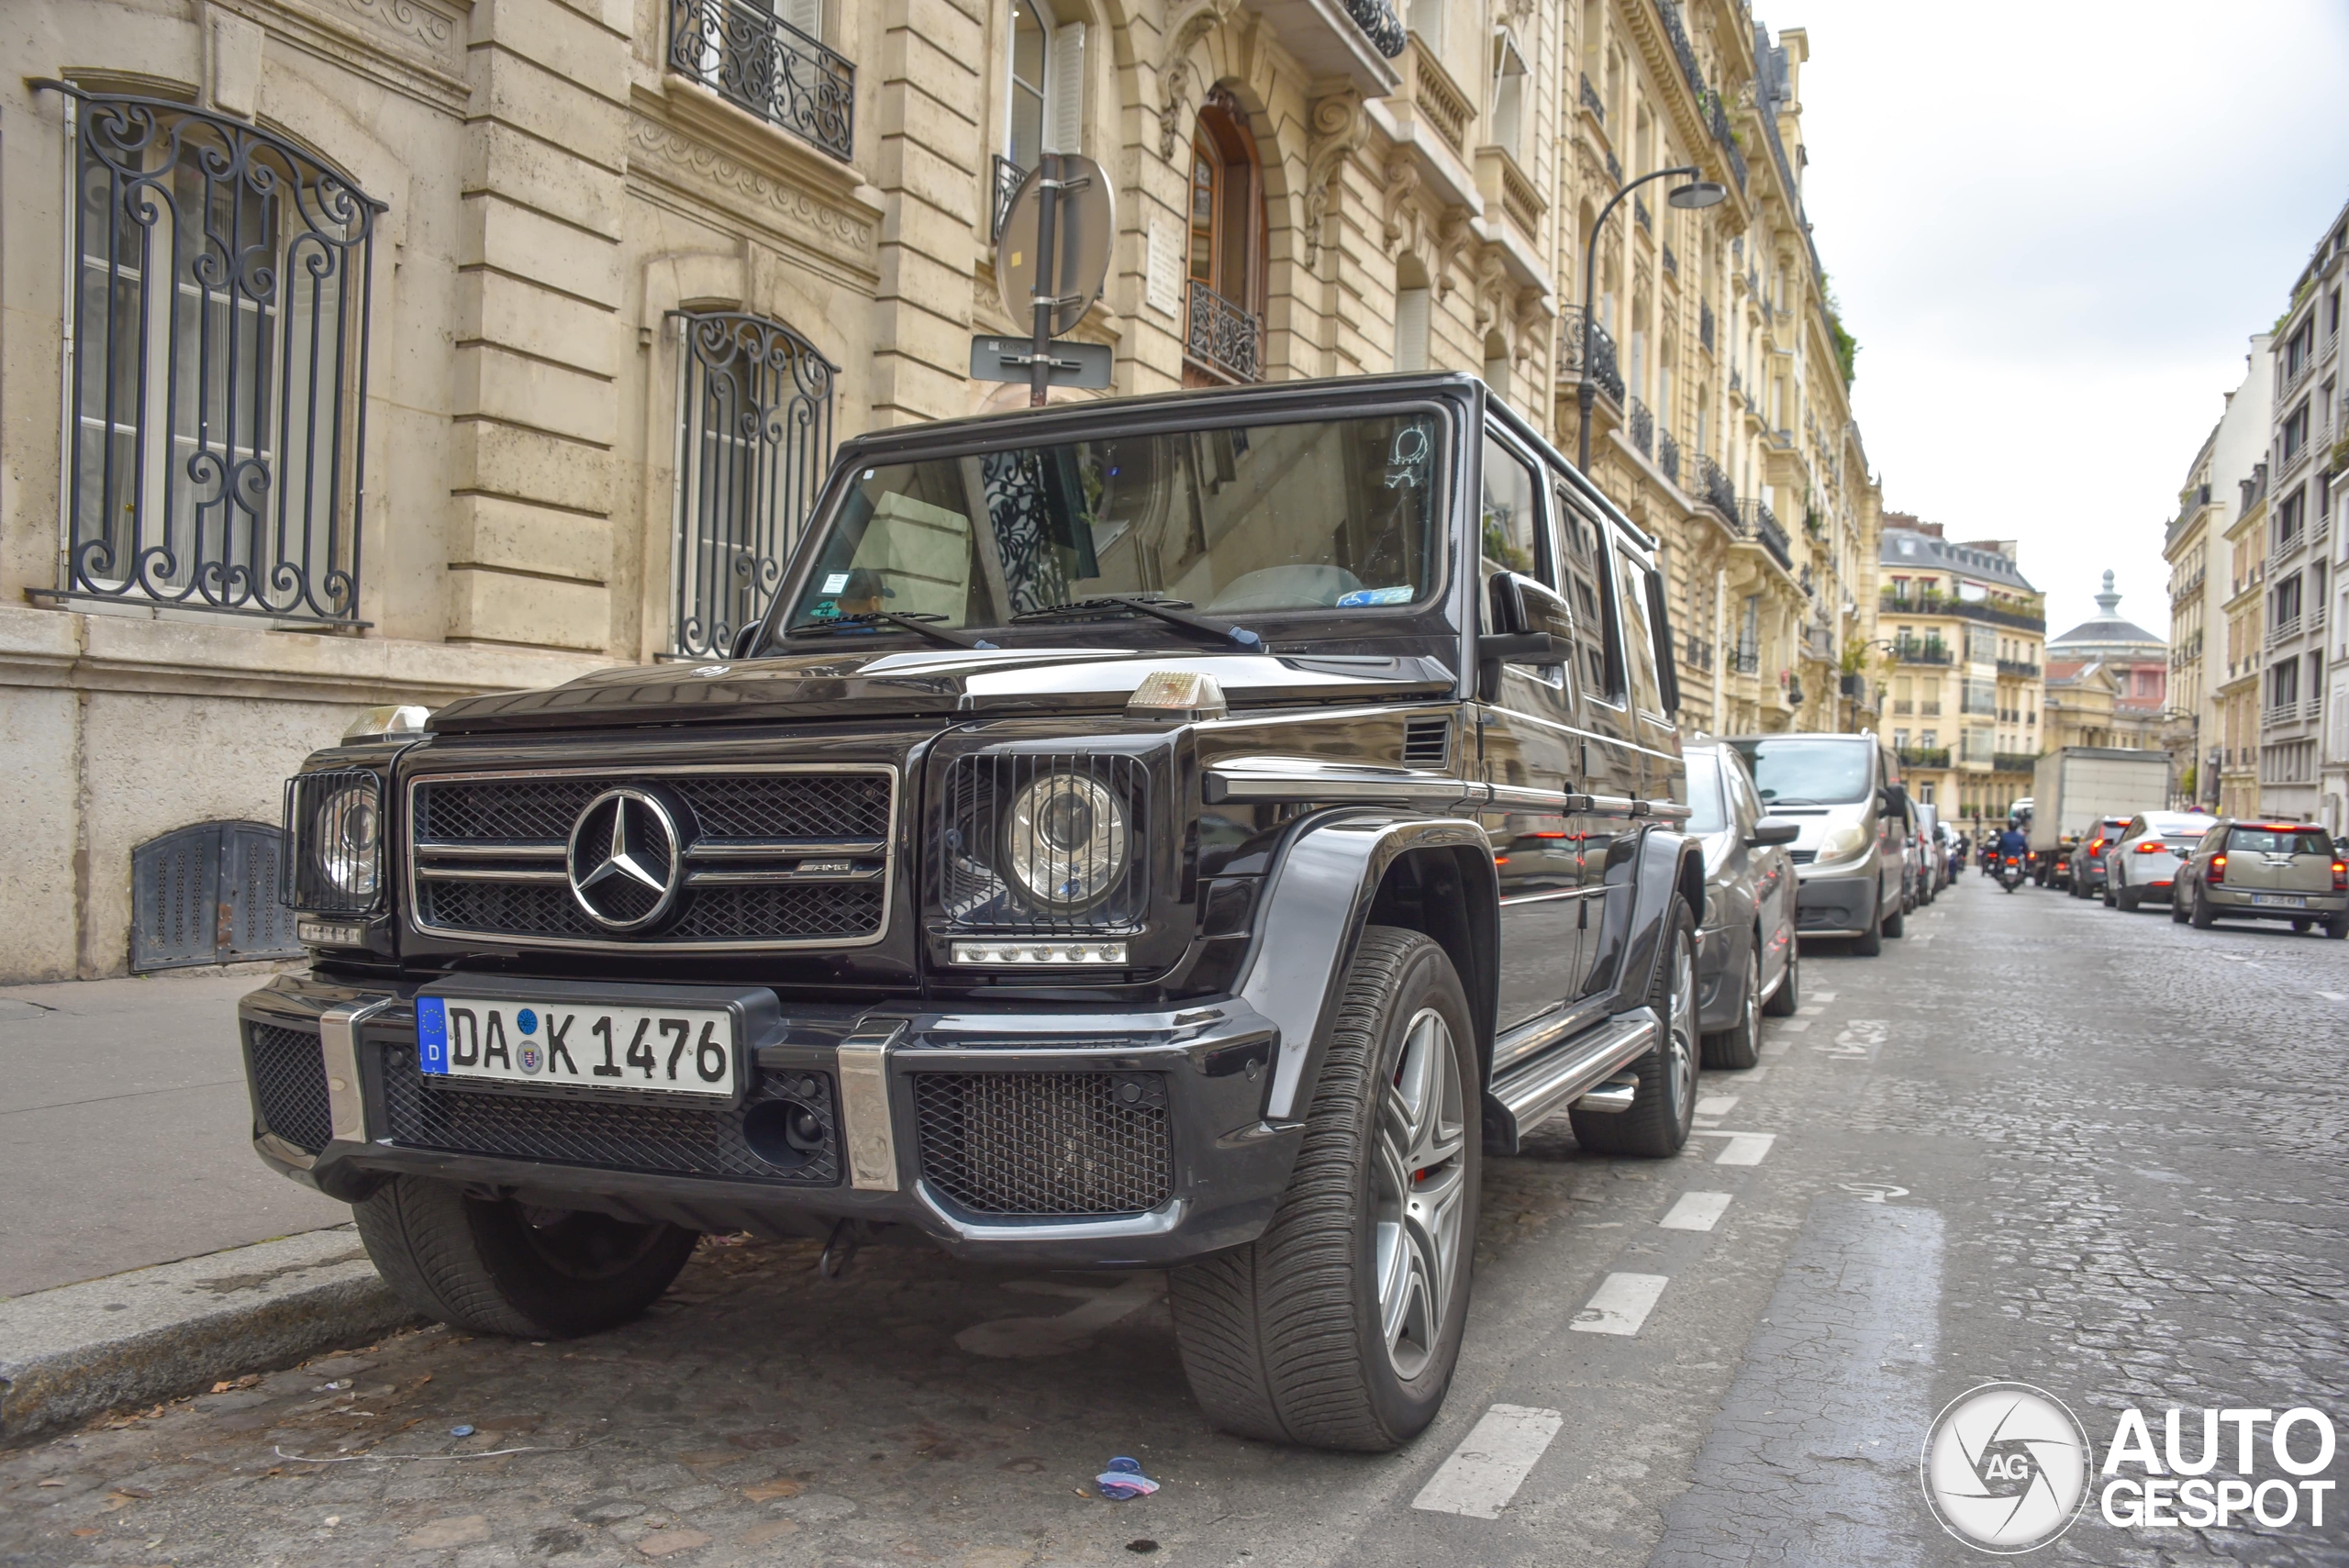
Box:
[1765,796,1828,806]
[785,612,997,651]
[1010,595,1262,650]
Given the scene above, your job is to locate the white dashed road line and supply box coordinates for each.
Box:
[1810,991,1837,1001]
[2321,992,2347,1002]
[1773,1018,1812,1033]
[1760,1039,1788,1058]
[1693,1130,1777,1165]
[1411,1404,1565,1518]
[1794,1005,1826,1017]
[1660,1191,1733,1231]
[1571,1272,1671,1336]
[1695,1095,1741,1117]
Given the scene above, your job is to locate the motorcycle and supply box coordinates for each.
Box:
[1999,855,2024,893]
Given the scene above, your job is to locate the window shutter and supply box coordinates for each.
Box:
[1045,22,1085,153]
[779,0,822,42]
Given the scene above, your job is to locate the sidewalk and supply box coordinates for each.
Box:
[0,970,351,1299]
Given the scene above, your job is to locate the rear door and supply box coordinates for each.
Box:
[1556,494,1643,1002]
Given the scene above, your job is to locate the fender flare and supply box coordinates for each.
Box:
[1586,825,1705,1013]
[1233,811,1497,1122]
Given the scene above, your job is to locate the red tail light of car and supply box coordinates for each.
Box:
[2333,860,2346,893]
[2087,838,2108,855]
[2133,840,2167,854]
[2209,853,2226,884]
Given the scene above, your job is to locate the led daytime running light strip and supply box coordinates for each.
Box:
[951,940,1128,966]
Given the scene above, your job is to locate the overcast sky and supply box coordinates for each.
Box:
[1774,2,2349,637]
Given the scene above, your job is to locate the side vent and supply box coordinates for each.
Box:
[1402,717,1452,768]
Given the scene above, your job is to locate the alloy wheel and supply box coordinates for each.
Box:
[1374,1008,1467,1382]
[1667,931,1698,1122]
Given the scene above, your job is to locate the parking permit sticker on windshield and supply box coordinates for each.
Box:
[821,572,852,593]
[1337,586,1413,606]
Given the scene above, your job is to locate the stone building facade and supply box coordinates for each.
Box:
[2043,573,2165,754]
[2216,478,2269,821]
[1874,516,2045,827]
[0,0,1881,980]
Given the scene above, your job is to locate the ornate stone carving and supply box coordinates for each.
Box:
[332,0,458,55]
[1158,0,1242,160]
[1379,149,1419,255]
[629,117,875,252]
[1473,244,1508,333]
[1432,206,1473,299]
[1301,92,1367,268]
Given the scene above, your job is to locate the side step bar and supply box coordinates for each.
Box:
[1483,1006,1658,1153]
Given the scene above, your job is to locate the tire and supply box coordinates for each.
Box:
[2190,886,2216,929]
[1702,931,1762,1071]
[1853,898,1885,956]
[2170,895,2188,924]
[1569,896,1700,1158]
[353,1176,698,1339]
[2291,919,2311,933]
[2325,912,2349,940]
[1883,906,1906,939]
[1762,932,1800,1018]
[1169,927,1476,1451]
[2101,879,2116,907]
[2117,880,2142,912]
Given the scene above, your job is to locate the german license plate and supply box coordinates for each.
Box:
[2249,894,2307,909]
[415,996,738,1097]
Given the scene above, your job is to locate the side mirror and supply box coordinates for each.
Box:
[1486,570,1531,636]
[1879,783,1909,815]
[1478,572,1561,699]
[1747,817,1799,847]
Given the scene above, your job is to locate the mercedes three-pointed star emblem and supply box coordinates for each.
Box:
[566,787,684,931]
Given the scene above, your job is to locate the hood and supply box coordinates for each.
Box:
[429,647,1459,735]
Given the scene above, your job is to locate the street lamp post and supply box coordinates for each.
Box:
[1575,165,1726,473]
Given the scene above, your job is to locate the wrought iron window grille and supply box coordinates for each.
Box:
[1627,397,1654,457]
[1185,281,1264,385]
[38,84,381,628]
[670,311,837,659]
[666,0,855,162]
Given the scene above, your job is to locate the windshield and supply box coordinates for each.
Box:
[1727,738,1874,806]
[782,414,1444,633]
[1686,753,1729,836]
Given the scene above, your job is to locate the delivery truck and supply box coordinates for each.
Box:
[2028,748,2173,889]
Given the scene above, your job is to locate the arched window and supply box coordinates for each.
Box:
[994,1,1085,236]
[47,86,379,625]
[1184,89,1266,385]
[671,311,836,657]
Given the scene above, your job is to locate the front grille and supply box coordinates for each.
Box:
[912,1072,1172,1218]
[415,773,890,843]
[419,880,883,944]
[408,767,894,949]
[379,1044,839,1186]
[248,1023,332,1153]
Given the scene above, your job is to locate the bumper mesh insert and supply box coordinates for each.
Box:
[379,1045,839,1187]
[912,1071,1172,1218]
[248,1022,333,1154]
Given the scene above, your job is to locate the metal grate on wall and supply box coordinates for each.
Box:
[131,821,300,972]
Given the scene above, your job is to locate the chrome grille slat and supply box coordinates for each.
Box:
[406,765,896,951]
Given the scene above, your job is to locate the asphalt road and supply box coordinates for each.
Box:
[4,873,2346,1566]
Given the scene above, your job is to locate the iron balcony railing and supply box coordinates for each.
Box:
[1628,397,1654,457]
[1696,454,1737,523]
[1663,243,1678,279]
[1699,299,1715,353]
[1707,93,1748,195]
[1878,591,2047,635]
[1580,72,1606,126]
[1657,428,1681,485]
[1186,281,1264,384]
[39,85,381,626]
[1894,639,1953,665]
[1634,195,1653,232]
[1996,659,2041,680]
[1655,0,1708,102]
[1341,0,1408,57]
[1993,751,2043,773]
[1606,148,1623,185]
[667,0,855,161]
[1898,747,1952,769]
[989,155,1026,242]
[1731,645,1761,675]
[1739,498,1793,571]
[1556,307,1624,405]
[1684,632,1714,671]
[671,312,838,658]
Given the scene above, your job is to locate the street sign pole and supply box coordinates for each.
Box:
[1028,152,1060,407]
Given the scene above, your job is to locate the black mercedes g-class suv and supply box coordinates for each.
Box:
[242,373,1700,1452]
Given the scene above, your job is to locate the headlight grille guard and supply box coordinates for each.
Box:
[936,751,1153,936]
[281,767,387,916]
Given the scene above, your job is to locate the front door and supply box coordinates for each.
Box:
[1475,432,1583,1035]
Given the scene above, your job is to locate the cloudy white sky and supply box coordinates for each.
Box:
[1772,2,2349,636]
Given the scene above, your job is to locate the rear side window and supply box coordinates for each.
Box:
[1553,491,1622,704]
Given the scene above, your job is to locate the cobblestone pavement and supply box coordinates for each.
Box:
[4,877,2345,1566]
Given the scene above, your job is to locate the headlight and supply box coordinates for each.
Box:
[1815,822,1871,864]
[1003,773,1130,910]
[283,769,385,914]
[316,786,382,897]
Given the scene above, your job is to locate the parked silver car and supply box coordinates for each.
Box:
[2173,820,2349,935]
[1685,742,1801,1070]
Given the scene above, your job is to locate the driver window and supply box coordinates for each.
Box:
[1478,434,1546,632]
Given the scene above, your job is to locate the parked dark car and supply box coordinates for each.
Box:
[2065,816,2132,898]
[1683,741,1799,1069]
[2173,820,2349,936]
[242,373,1704,1453]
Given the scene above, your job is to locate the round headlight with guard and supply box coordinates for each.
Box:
[1002,773,1129,910]
[314,784,382,899]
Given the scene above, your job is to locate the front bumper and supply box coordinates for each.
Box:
[239,973,1295,1268]
[1793,866,1877,939]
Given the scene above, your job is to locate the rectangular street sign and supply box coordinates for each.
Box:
[968,335,1112,390]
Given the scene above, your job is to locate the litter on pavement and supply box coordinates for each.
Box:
[1095,1456,1161,1499]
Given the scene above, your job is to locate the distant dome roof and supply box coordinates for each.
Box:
[2048,570,2165,651]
